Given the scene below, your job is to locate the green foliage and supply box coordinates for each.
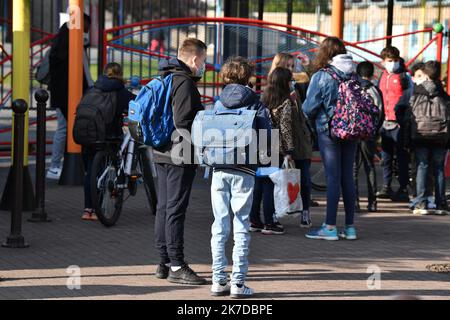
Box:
[264,0,330,14]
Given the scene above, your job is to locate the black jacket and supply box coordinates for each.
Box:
[49,23,90,120]
[153,58,204,165]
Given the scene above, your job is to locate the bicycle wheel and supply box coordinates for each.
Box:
[90,150,124,227]
[138,148,158,216]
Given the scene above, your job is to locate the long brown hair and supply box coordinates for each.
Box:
[262,67,292,110]
[313,37,347,72]
[103,62,124,82]
[269,53,295,76]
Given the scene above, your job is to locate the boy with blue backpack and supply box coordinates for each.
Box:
[192,57,271,298]
[129,39,207,285]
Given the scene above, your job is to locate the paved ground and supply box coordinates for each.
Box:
[1,160,450,300]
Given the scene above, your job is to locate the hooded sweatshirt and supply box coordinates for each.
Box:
[303,54,356,135]
[213,84,272,175]
[153,58,204,166]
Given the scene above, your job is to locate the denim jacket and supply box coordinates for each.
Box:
[302,54,356,134]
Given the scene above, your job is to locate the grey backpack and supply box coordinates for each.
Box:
[35,49,51,85]
[410,94,449,142]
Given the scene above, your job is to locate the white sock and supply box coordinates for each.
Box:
[165,263,171,268]
[171,266,181,272]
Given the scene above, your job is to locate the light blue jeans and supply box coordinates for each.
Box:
[211,169,254,285]
[50,108,67,169]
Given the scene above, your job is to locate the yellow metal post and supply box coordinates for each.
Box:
[1,0,36,211]
[12,0,30,165]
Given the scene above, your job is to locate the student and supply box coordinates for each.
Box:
[302,37,358,241]
[354,61,384,213]
[209,57,272,298]
[81,63,135,221]
[47,14,93,180]
[262,67,313,228]
[409,61,449,215]
[377,46,414,202]
[153,39,207,285]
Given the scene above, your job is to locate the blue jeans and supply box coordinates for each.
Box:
[414,146,447,207]
[295,159,311,211]
[250,177,275,225]
[318,132,357,226]
[211,169,254,285]
[50,108,67,169]
[380,127,409,189]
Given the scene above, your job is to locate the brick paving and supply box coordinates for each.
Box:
[1,163,450,300]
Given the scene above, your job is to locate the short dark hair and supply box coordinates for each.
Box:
[380,46,401,60]
[178,38,207,58]
[410,62,425,76]
[357,61,375,79]
[423,61,441,81]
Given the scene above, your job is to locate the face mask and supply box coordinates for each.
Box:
[385,61,400,73]
[414,78,427,86]
[195,62,206,78]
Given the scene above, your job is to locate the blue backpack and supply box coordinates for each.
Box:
[128,74,174,148]
[192,103,258,167]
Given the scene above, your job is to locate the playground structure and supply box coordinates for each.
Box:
[102,17,446,107]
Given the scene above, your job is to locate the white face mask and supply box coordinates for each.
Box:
[414,78,427,86]
[385,61,400,73]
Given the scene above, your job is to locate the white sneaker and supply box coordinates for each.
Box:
[230,283,254,299]
[211,282,230,297]
[46,167,62,180]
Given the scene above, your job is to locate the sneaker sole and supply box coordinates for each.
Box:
[261,230,285,235]
[211,291,230,297]
[167,277,207,285]
[249,228,263,232]
[339,235,358,240]
[230,294,253,299]
[305,235,339,241]
[155,273,169,279]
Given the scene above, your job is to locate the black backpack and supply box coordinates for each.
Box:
[73,88,119,146]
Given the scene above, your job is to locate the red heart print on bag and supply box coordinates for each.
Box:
[287,183,300,205]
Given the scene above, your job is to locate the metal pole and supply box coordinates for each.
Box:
[331,0,344,39]
[287,0,293,26]
[2,100,29,249]
[97,0,105,77]
[29,90,52,223]
[386,0,394,47]
[60,0,85,186]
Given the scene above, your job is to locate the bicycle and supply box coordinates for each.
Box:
[90,130,158,227]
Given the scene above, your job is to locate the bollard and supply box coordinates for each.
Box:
[29,90,52,223]
[3,100,30,248]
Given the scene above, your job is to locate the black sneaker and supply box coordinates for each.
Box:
[376,186,393,199]
[368,202,377,212]
[392,189,409,203]
[249,221,264,232]
[435,204,449,216]
[167,264,207,285]
[156,263,169,279]
[300,210,312,228]
[262,223,285,235]
[310,199,320,207]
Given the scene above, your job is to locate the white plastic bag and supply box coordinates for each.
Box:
[269,158,303,219]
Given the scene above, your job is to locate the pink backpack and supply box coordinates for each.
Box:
[323,68,380,141]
